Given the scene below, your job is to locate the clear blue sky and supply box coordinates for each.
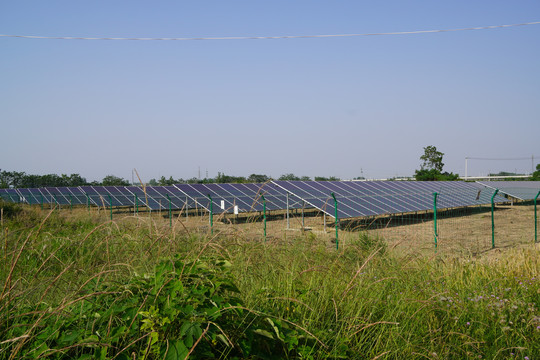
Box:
[1,1,539,182]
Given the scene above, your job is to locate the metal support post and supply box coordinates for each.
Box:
[135,194,138,215]
[166,194,172,228]
[302,201,305,228]
[433,192,438,250]
[108,195,113,221]
[207,194,213,235]
[491,189,499,249]
[261,194,266,242]
[286,193,290,229]
[331,193,339,250]
[534,190,540,243]
[186,197,189,219]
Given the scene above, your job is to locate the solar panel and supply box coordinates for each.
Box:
[16,188,44,204]
[152,186,191,211]
[476,181,540,201]
[0,189,20,202]
[272,181,509,219]
[79,186,128,207]
[124,186,163,210]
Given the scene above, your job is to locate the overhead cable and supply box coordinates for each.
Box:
[466,156,537,161]
[1,21,539,41]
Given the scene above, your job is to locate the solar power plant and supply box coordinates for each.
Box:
[243,183,305,211]
[78,186,132,207]
[476,181,540,201]
[272,181,509,219]
[16,188,44,204]
[124,186,164,210]
[152,186,191,211]
[66,186,92,204]
[172,183,255,214]
[0,188,20,202]
[172,183,305,214]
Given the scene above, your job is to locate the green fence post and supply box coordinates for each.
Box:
[85,193,90,211]
[534,190,540,243]
[331,193,339,250]
[54,194,58,210]
[41,194,44,210]
[301,201,305,228]
[491,189,499,249]
[135,194,138,215]
[70,194,73,212]
[166,194,172,228]
[261,194,266,242]
[108,195,113,221]
[433,192,438,250]
[207,194,213,235]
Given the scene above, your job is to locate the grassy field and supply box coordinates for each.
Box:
[0,201,538,359]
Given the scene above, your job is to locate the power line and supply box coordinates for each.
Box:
[466,157,537,161]
[1,21,539,41]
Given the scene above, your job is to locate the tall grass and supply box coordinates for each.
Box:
[0,206,538,359]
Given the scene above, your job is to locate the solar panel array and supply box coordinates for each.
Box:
[0,180,513,220]
[272,180,509,219]
[0,183,303,214]
[476,181,540,201]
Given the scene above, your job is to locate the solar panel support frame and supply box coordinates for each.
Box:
[433,192,438,250]
[207,194,213,235]
[166,194,172,228]
[261,194,266,242]
[491,189,499,249]
[535,190,540,243]
[331,193,338,250]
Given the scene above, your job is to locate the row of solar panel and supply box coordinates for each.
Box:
[0,181,515,220]
[476,181,540,201]
[272,180,509,219]
[0,183,306,214]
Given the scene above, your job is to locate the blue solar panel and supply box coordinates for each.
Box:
[16,188,43,204]
[477,181,540,201]
[0,189,20,202]
[124,186,163,210]
[272,181,509,219]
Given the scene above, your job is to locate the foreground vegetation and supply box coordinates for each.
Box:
[0,203,538,359]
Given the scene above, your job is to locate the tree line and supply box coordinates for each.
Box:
[0,170,344,189]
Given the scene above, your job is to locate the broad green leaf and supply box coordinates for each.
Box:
[161,340,189,360]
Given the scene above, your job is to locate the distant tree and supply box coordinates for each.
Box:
[415,169,459,181]
[314,176,340,181]
[66,174,87,186]
[148,178,158,186]
[532,164,540,181]
[101,175,130,186]
[420,145,444,172]
[415,146,458,181]
[215,172,246,183]
[247,174,270,183]
[0,170,25,188]
[278,173,311,181]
